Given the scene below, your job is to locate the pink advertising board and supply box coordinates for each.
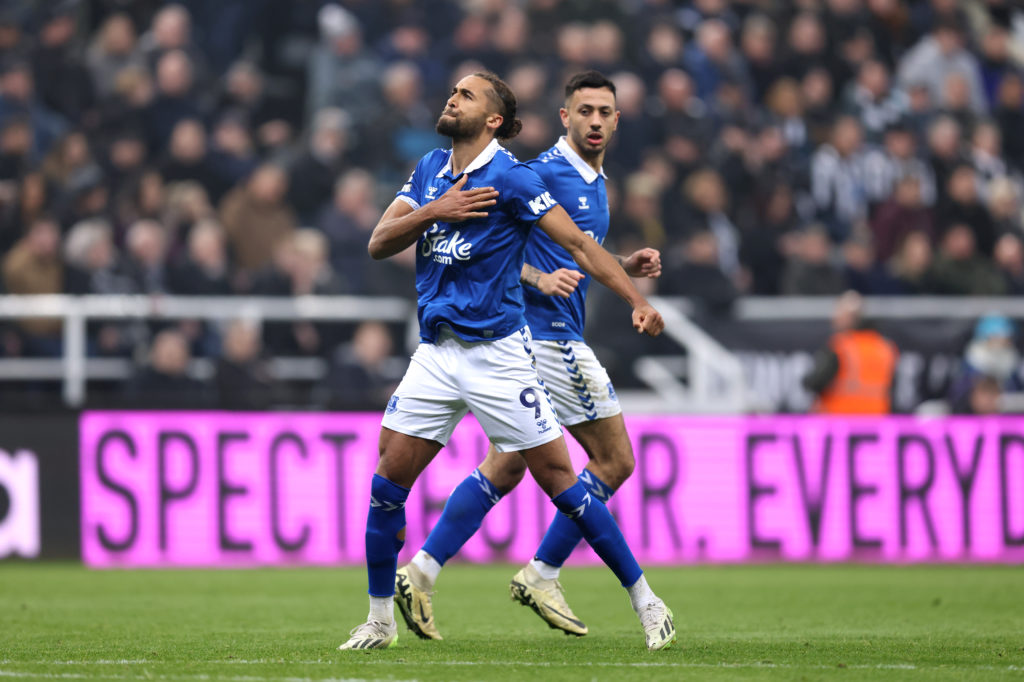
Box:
[79,413,1024,567]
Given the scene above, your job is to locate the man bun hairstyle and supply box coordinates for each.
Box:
[474,71,522,140]
[565,70,617,101]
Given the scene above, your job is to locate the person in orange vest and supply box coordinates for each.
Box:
[802,290,899,414]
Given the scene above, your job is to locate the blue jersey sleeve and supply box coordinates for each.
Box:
[503,164,558,223]
[396,156,429,209]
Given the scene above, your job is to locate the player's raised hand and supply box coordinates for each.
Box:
[632,303,664,336]
[427,174,499,222]
[538,268,584,298]
[622,248,662,278]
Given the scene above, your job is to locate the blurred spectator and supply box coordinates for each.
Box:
[970,120,1016,203]
[977,23,1020,109]
[948,313,1022,414]
[146,49,203,154]
[658,228,738,317]
[739,183,800,295]
[989,177,1024,237]
[123,219,168,294]
[315,168,378,292]
[994,233,1024,295]
[842,60,907,144]
[803,290,898,414]
[215,318,274,409]
[315,320,405,410]
[159,118,227,201]
[682,19,749,101]
[995,74,1024,172]
[653,69,711,174]
[169,218,232,296]
[811,116,869,241]
[287,107,350,224]
[363,60,437,177]
[925,115,965,198]
[938,72,979,133]
[938,164,996,257]
[124,327,210,408]
[139,4,209,90]
[306,4,381,129]
[863,121,936,208]
[0,59,66,161]
[764,79,810,156]
[739,14,779,103]
[781,12,829,82]
[801,67,838,146]
[219,162,296,275]
[928,224,1006,296]
[606,72,652,174]
[259,229,343,356]
[612,170,666,251]
[898,16,985,114]
[86,13,144,98]
[206,112,258,192]
[675,168,739,277]
[30,4,95,124]
[842,231,898,295]
[869,175,934,263]
[637,24,685,89]
[41,130,93,195]
[63,218,135,296]
[885,229,934,295]
[101,129,148,199]
[215,60,292,151]
[1,215,62,352]
[781,226,847,296]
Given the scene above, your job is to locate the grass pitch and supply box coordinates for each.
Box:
[1,563,1021,681]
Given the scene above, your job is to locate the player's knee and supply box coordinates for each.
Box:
[534,461,578,498]
[589,449,634,489]
[612,453,636,487]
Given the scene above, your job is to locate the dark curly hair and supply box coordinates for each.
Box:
[473,71,522,140]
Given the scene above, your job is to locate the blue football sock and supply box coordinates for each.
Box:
[536,469,615,568]
[422,469,503,565]
[551,480,642,587]
[365,473,410,597]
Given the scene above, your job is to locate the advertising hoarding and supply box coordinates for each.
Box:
[80,413,1024,567]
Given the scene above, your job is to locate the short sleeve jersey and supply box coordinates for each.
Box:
[523,137,610,341]
[397,139,559,343]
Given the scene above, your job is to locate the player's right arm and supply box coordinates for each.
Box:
[368,175,499,260]
[520,264,583,298]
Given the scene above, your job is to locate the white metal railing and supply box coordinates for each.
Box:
[1,294,1003,412]
[0,295,414,406]
[0,293,748,411]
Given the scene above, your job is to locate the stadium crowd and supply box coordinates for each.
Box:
[0,0,1022,407]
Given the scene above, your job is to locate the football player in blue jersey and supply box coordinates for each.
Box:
[339,72,676,652]
[395,71,668,643]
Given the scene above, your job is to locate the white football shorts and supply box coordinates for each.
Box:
[532,339,622,426]
[381,326,563,452]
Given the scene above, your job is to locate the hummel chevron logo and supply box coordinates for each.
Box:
[471,469,501,505]
[370,495,404,511]
[566,492,591,519]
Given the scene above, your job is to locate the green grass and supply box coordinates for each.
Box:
[1,563,1022,681]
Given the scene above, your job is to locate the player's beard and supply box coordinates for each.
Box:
[570,127,608,159]
[436,111,487,141]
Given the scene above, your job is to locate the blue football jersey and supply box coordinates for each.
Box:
[523,137,610,341]
[396,139,559,343]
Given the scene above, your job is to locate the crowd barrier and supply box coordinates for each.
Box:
[3,412,1023,565]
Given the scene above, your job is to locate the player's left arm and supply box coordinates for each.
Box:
[537,205,663,336]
